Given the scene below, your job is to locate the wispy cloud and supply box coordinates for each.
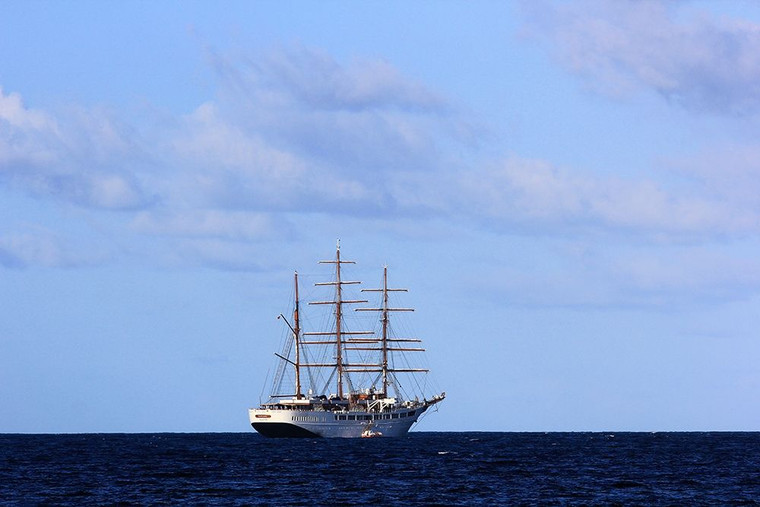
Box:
[468,239,760,309]
[131,209,287,240]
[167,45,760,240]
[3,38,760,308]
[153,45,470,221]
[231,45,446,113]
[0,88,153,210]
[0,227,106,268]
[458,156,757,236]
[673,143,760,212]
[521,0,760,115]
[3,51,757,246]
[2,46,466,268]
[204,45,454,172]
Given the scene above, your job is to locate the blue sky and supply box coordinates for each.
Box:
[3,0,760,432]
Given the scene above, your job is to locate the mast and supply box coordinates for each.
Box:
[359,266,416,397]
[294,271,302,399]
[380,267,390,396]
[274,272,303,399]
[309,240,368,399]
[335,245,344,398]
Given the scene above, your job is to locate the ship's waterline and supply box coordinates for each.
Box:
[248,403,435,438]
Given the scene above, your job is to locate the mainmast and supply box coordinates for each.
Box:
[334,245,345,397]
[308,241,368,399]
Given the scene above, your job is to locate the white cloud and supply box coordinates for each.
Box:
[131,209,284,240]
[166,101,311,210]
[87,173,146,209]
[205,45,457,175]
[225,45,445,113]
[153,47,464,218]
[3,43,760,291]
[2,48,462,270]
[162,47,760,240]
[0,232,60,268]
[522,0,760,114]
[674,143,760,210]
[464,235,760,309]
[0,87,60,166]
[0,88,151,210]
[0,228,105,268]
[618,247,759,293]
[450,156,756,236]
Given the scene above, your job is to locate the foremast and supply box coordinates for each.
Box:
[294,272,302,399]
[275,271,303,399]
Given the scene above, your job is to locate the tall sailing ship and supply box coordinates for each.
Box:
[249,243,445,438]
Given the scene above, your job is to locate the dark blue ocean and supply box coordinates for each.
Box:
[1,432,759,505]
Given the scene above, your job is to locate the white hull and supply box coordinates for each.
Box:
[249,405,429,438]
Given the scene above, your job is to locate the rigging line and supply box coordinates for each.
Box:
[321,368,337,397]
[344,362,355,394]
[258,365,271,405]
[301,341,317,395]
[271,318,296,396]
[415,403,437,427]
[391,379,400,400]
[410,357,426,395]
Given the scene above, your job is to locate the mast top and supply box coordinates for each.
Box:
[320,239,355,264]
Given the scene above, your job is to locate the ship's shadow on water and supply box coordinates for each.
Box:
[2,432,759,505]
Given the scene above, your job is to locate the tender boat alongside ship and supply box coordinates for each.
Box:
[248,243,445,438]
